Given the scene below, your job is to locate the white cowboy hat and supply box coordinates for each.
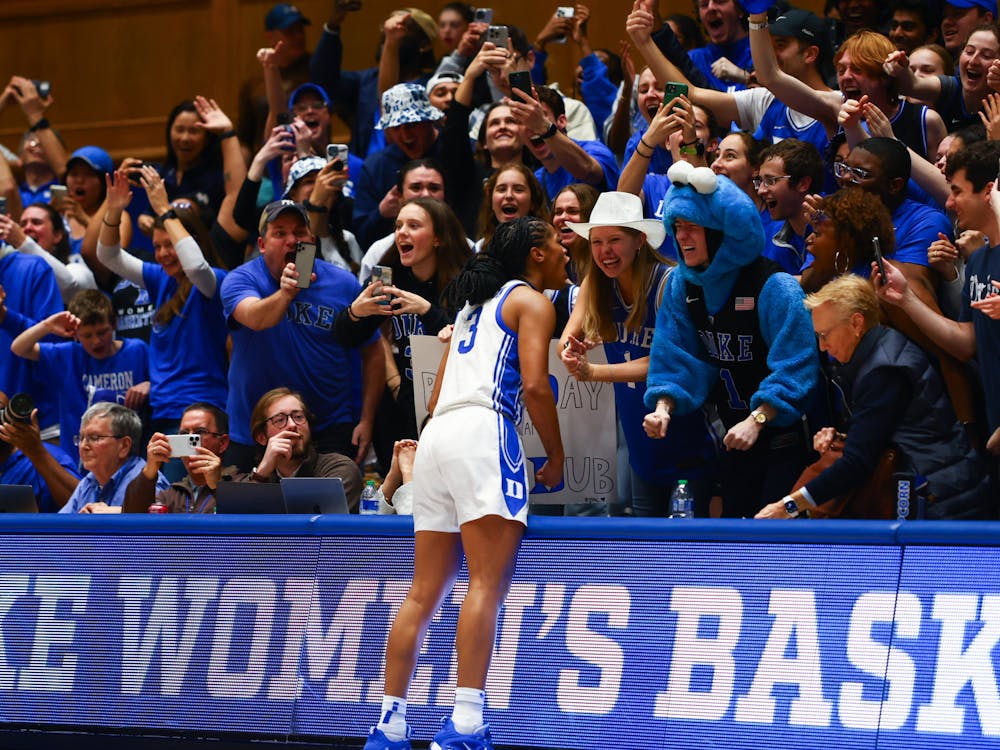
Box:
[565,191,666,249]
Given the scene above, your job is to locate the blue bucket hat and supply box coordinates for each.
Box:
[66,146,114,176]
[282,156,327,198]
[376,83,445,130]
[265,3,310,31]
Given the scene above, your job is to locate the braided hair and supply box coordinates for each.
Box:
[446,216,549,308]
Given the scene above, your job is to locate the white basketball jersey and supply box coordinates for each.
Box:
[434,280,525,423]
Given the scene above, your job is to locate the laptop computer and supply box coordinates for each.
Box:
[280,476,350,515]
[0,484,40,513]
[214,481,286,514]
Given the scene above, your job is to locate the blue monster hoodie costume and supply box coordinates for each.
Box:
[644,166,820,428]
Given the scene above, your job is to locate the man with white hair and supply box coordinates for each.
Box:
[60,402,168,513]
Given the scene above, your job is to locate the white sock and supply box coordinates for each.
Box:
[451,687,486,735]
[377,695,408,741]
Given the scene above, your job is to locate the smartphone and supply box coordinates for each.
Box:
[486,24,508,50]
[0,197,6,216]
[326,143,349,168]
[553,6,575,44]
[872,236,886,284]
[33,80,51,99]
[50,184,68,209]
[474,7,494,24]
[372,264,393,305]
[664,82,689,110]
[166,433,201,458]
[294,241,317,289]
[509,70,533,101]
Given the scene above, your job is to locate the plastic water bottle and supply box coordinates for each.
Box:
[360,480,379,515]
[670,480,694,519]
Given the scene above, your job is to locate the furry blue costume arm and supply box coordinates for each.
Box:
[644,271,719,415]
[751,273,821,425]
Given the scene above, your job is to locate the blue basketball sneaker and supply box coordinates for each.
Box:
[429,718,494,750]
[362,725,411,750]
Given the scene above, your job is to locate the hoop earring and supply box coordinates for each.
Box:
[834,249,848,275]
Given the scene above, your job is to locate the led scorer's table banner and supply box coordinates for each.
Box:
[1,516,999,749]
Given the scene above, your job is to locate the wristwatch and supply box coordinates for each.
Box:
[538,121,558,140]
[748,20,768,31]
[750,408,768,426]
[784,497,801,517]
[157,208,178,223]
[679,141,705,156]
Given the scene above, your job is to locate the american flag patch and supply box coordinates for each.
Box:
[735,296,755,311]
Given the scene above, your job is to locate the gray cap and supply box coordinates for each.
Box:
[257,199,309,235]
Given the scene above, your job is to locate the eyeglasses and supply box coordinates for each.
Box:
[815,320,849,341]
[265,410,308,429]
[73,434,123,446]
[752,175,792,190]
[292,101,327,114]
[179,428,225,438]
[833,161,873,183]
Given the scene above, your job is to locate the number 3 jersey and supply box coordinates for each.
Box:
[434,280,527,424]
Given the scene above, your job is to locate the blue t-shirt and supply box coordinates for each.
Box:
[60,455,168,513]
[891,198,951,267]
[535,139,621,200]
[143,263,229,420]
[0,252,63,429]
[19,180,57,209]
[0,444,81,512]
[688,38,753,93]
[961,244,1000,431]
[221,257,379,444]
[37,338,149,463]
[625,126,672,178]
[763,222,808,276]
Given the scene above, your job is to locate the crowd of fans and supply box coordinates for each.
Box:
[1,0,999,519]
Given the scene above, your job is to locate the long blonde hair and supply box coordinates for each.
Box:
[580,228,665,343]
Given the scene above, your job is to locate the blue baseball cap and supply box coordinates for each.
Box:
[66,145,114,176]
[288,83,331,112]
[265,3,310,31]
[945,0,998,14]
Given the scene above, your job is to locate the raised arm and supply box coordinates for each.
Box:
[625,2,740,127]
[10,311,79,361]
[193,96,246,234]
[141,165,217,297]
[7,76,67,178]
[509,88,603,185]
[883,49,942,104]
[96,170,145,287]
[257,44,287,140]
[747,10,839,132]
[378,11,408,97]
